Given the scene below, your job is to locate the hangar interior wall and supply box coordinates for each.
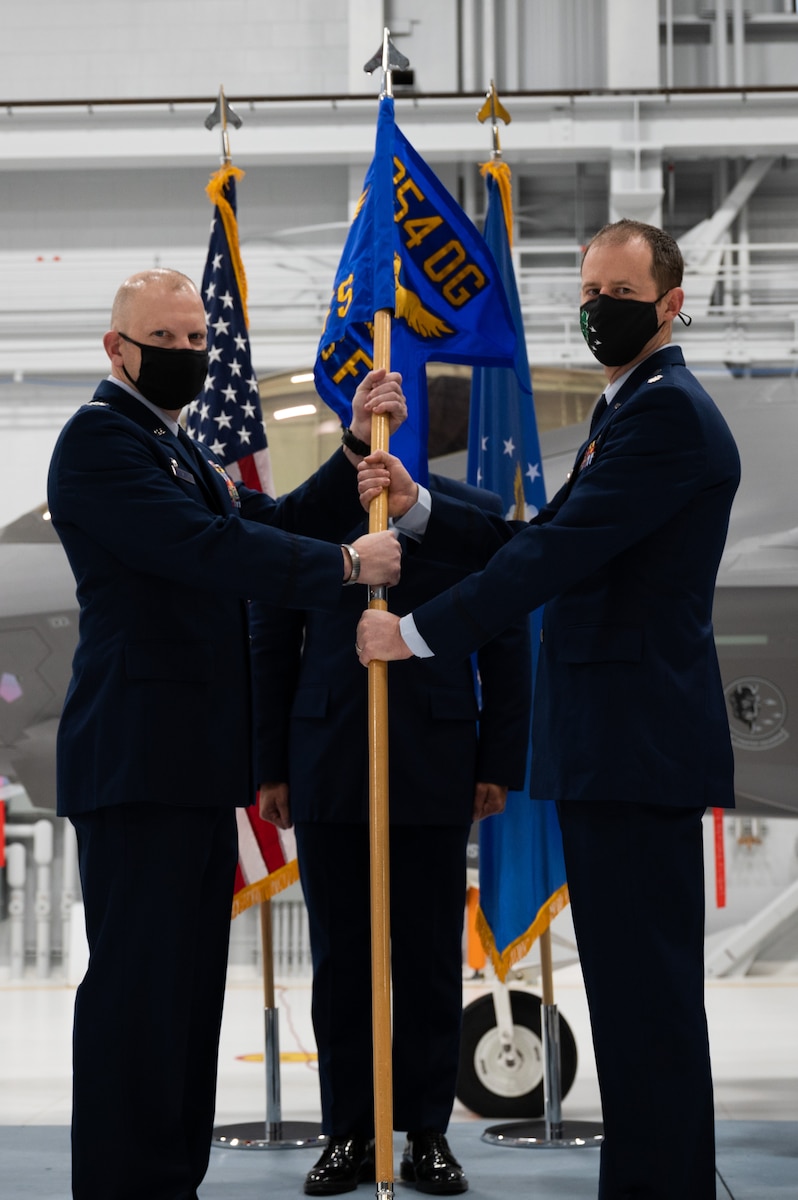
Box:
[3,0,798,975]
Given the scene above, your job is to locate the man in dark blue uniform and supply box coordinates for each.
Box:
[47,267,405,1200]
[356,220,741,1200]
[250,477,531,1195]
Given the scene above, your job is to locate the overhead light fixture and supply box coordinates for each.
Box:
[273,404,318,421]
[290,372,315,384]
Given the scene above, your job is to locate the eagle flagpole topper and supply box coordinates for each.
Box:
[204,83,243,165]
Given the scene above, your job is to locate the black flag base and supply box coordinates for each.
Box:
[211,1006,325,1151]
[481,1119,604,1150]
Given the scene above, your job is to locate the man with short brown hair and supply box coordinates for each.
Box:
[357,221,741,1199]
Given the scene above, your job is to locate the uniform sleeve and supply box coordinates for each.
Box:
[47,407,348,611]
[414,385,718,660]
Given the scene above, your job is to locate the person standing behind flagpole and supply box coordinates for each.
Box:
[48,264,407,1200]
[356,218,741,1200]
[250,468,531,1196]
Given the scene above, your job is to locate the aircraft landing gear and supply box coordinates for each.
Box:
[456,989,578,1118]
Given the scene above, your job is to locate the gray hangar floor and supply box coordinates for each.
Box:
[1,962,796,1198]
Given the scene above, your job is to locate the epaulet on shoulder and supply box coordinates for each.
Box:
[642,362,683,392]
[86,400,109,407]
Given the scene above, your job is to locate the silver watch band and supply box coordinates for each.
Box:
[341,542,361,585]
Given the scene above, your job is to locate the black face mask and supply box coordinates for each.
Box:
[579,293,668,367]
[118,332,209,411]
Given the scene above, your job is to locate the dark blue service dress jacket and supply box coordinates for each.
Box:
[411,346,742,811]
[47,379,365,818]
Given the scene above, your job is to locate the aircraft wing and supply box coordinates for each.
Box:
[0,508,78,811]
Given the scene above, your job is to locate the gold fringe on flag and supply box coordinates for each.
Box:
[476,883,570,983]
[230,858,300,919]
[206,163,250,327]
[479,158,514,248]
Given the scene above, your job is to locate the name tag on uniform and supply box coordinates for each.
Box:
[170,458,197,485]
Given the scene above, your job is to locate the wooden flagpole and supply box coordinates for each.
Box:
[363,28,408,1198]
[368,305,392,1193]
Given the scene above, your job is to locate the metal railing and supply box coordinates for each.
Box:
[3,239,798,373]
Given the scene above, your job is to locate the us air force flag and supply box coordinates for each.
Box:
[469,161,569,980]
[315,95,518,484]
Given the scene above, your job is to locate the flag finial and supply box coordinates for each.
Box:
[477,80,512,158]
[204,85,243,165]
[364,27,410,99]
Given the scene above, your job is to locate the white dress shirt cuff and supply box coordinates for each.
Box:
[391,485,431,541]
[399,614,435,658]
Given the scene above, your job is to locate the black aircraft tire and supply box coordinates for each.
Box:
[455,990,578,1118]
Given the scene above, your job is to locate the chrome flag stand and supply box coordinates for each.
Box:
[212,899,324,1151]
[482,930,603,1150]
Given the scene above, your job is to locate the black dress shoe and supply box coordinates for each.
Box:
[400,1132,468,1195]
[304,1136,376,1195]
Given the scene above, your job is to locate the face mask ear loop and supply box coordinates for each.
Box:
[116,332,140,389]
[657,289,692,330]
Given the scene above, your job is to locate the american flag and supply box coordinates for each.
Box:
[186,164,274,496]
[188,163,297,914]
[232,811,298,918]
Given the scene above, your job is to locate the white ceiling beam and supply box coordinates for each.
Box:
[1,92,798,170]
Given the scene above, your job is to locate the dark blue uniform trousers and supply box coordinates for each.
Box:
[558,799,715,1200]
[70,803,238,1200]
[297,821,471,1138]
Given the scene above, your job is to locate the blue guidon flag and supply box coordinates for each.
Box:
[314,95,518,484]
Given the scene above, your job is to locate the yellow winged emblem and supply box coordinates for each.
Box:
[393,254,453,338]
